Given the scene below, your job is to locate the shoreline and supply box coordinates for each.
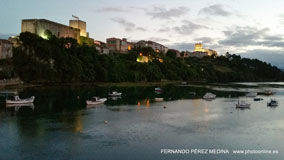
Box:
[0,80,182,90]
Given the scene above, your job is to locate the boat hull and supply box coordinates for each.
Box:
[108,93,122,97]
[86,98,107,105]
[5,96,35,104]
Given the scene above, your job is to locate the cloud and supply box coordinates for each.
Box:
[219,26,284,48]
[194,37,213,44]
[174,20,206,35]
[96,7,127,13]
[199,4,231,16]
[219,26,268,47]
[158,27,171,32]
[240,49,284,69]
[147,6,189,20]
[148,37,169,43]
[111,17,147,32]
[279,14,284,25]
[168,42,195,51]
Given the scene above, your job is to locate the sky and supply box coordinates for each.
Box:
[1,0,284,68]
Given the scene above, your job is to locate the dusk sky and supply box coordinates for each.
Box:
[1,0,284,68]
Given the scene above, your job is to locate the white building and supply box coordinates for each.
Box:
[135,40,168,54]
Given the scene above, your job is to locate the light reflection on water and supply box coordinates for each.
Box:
[0,83,284,160]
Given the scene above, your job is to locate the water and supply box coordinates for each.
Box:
[0,83,283,160]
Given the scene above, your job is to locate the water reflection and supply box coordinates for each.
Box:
[0,83,283,160]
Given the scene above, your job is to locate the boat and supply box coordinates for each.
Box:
[203,92,216,99]
[108,91,122,97]
[267,99,278,107]
[236,100,251,108]
[154,87,163,94]
[154,98,164,102]
[181,82,187,85]
[86,97,107,105]
[246,92,257,97]
[262,89,274,96]
[154,87,162,92]
[253,97,263,101]
[5,96,35,104]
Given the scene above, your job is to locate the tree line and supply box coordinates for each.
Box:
[10,32,284,83]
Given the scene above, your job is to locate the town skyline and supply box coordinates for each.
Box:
[1,0,284,68]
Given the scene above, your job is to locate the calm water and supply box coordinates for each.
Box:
[0,83,284,160]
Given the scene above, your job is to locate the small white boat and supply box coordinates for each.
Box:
[246,92,257,97]
[108,91,122,97]
[236,100,251,108]
[263,89,274,95]
[6,96,35,104]
[154,87,162,92]
[86,97,107,105]
[181,82,187,85]
[154,98,164,102]
[267,99,278,107]
[203,92,216,99]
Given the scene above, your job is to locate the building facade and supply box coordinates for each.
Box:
[69,20,87,37]
[193,43,217,57]
[135,40,168,54]
[106,38,132,53]
[22,19,80,40]
[94,40,109,55]
[0,39,13,59]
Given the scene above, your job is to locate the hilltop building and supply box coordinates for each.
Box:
[106,38,133,54]
[69,20,88,37]
[94,40,109,55]
[21,19,80,40]
[0,39,13,59]
[192,43,217,57]
[135,40,168,54]
[21,18,95,46]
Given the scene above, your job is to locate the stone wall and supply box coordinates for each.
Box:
[22,19,80,40]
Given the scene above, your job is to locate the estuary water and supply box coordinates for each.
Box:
[0,83,284,160]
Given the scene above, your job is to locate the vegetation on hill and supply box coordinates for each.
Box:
[12,32,284,83]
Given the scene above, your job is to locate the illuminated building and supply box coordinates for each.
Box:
[135,40,168,54]
[194,43,207,52]
[192,43,217,57]
[106,37,133,54]
[21,19,80,40]
[69,19,87,37]
[0,39,13,59]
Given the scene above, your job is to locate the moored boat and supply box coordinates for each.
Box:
[203,92,216,99]
[267,99,278,107]
[108,91,122,97]
[86,97,107,105]
[236,100,251,108]
[262,89,274,96]
[6,96,35,104]
[246,92,257,97]
[154,98,164,102]
[154,87,162,92]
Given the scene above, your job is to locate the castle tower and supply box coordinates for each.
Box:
[194,43,206,52]
[69,20,87,37]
